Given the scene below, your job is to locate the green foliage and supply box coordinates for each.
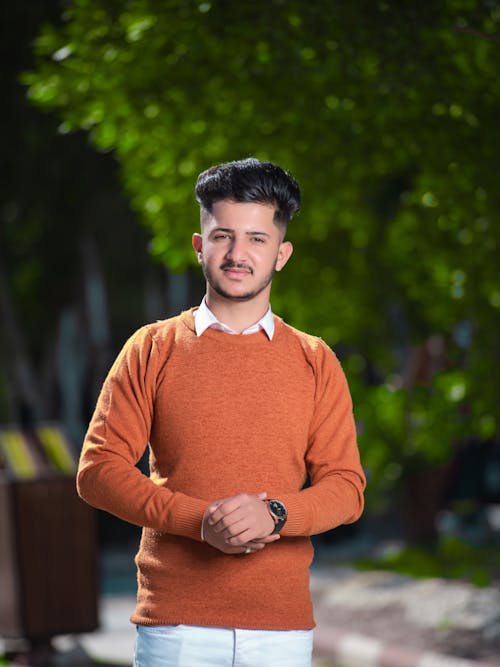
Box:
[353,368,479,506]
[355,535,499,587]
[24,0,500,507]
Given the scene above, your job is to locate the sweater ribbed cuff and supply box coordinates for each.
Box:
[277,494,309,537]
[169,494,210,542]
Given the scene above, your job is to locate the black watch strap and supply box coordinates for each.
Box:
[267,499,287,534]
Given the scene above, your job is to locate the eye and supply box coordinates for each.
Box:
[213,233,230,241]
[251,236,266,243]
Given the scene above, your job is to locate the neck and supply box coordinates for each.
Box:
[205,290,270,334]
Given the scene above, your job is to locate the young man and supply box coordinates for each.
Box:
[77,158,365,667]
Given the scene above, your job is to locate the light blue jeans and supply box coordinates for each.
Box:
[134,624,313,667]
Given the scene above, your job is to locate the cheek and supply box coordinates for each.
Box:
[203,248,224,268]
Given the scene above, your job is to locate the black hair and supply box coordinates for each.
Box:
[195,158,300,228]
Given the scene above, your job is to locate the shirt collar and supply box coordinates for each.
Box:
[193,297,274,340]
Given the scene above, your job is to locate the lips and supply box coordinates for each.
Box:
[221,263,252,277]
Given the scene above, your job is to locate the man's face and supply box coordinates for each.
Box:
[192,200,293,303]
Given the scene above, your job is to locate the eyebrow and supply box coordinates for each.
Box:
[210,227,271,238]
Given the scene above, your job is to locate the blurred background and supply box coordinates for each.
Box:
[1,1,499,665]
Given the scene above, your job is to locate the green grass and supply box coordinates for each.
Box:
[354,535,500,586]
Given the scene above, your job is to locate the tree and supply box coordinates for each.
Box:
[0,1,175,440]
[23,0,500,527]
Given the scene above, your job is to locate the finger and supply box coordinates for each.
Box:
[226,526,265,546]
[207,499,225,513]
[208,496,247,524]
[206,497,233,516]
[220,509,270,540]
[245,542,267,551]
[208,493,266,521]
[226,518,274,543]
[226,546,247,554]
[249,534,280,545]
[211,499,261,533]
[209,507,241,529]
[211,508,249,534]
[240,538,272,553]
[240,544,261,554]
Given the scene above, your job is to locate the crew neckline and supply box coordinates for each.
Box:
[181,308,283,345]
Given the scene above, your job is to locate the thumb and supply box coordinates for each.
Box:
[207,499,225,513]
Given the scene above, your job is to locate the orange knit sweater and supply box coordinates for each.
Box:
[77,309,365,630]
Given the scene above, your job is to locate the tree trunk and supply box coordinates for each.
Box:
[0,255,44,423]
[400,463,453,545]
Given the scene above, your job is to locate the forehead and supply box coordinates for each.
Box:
[203,200,277,231]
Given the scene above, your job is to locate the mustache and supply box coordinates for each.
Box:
[220,262,253,273]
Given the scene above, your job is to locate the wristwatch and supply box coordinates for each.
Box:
[267,499,288,534]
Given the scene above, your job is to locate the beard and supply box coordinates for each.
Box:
[201,260,276,302]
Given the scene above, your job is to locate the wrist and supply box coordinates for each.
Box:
[200,507,210,541]
[266,499,288,534]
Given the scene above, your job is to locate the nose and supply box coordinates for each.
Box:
[225,236,246,262]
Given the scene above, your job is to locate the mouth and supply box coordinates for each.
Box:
[221,263,253,278]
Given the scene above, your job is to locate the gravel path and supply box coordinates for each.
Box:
[311,566,500,664]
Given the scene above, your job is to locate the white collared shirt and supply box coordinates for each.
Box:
[193,297,274,340]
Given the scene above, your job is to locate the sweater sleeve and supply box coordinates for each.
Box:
[76,326,207,541]
[279,340,366,537]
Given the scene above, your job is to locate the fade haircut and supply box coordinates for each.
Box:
[195,158,301,234]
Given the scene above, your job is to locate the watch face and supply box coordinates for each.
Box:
[269,500,287,519]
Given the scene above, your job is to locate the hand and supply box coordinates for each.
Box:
[202,492,279,554]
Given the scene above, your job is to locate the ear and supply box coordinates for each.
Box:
[275,241,293,272]
[192,233,203,263]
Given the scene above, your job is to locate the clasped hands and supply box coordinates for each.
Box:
[202,491,279,555]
